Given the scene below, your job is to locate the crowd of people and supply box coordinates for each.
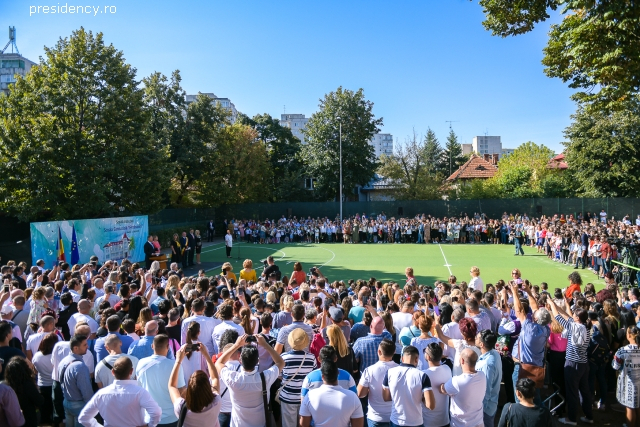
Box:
[1,240,640,427]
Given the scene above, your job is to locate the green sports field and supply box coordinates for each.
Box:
[199,241,607,291]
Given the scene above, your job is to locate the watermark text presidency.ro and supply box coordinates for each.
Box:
[30,4,116,16]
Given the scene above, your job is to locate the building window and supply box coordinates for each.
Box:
[304,178,316,190]
[0,75,16,83]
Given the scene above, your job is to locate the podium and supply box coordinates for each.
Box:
[150,254,169,270]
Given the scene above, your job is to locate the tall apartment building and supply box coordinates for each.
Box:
[185,92,238,123]
[472,135,514,158]
[1,27,36,96]
[280,114,309,143]
[371,133,394,157]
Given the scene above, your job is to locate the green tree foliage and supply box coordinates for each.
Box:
[377,131,443,200]
[423,128,446,175]
[477,0,640,109]
[442,128,465,177]
[195,124,272,205]
[300,87,383,200]
[237,113,310,202]
[0,28,169,221]
[563,97,640,197]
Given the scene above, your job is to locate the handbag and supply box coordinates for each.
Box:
[517,339,546,388]
[260,372,277,427]
[274,354,307,404]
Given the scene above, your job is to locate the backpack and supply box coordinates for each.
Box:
[309,333,326,363]
[588,325,611,366]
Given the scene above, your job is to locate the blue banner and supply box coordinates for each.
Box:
[30,216,149,268]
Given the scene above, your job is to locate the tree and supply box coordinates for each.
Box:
[0,28,170,221]
[442,128,465,177]
[423,128,446,176]
[195,123,272,205]
[237,113,309,202]
[477,0,640,109]
[563,97,640,197]
[377,130,443,200]
[300,87,383,200]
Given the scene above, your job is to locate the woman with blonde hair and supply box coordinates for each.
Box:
[136,307,154,336]
[166,274,180,291]
[239,259,257,283]
[290,262,306,287]
[194,230,202,264]
[221,262,237,282]
[326,324,356,374]
[273,295,295,330]
[170,233,182,264]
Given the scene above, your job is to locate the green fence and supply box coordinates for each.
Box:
[147,208,217,233]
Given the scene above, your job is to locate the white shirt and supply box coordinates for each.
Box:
[68,312,99,335]
[469,276,484,293]
[69,289,82,303]
[382,364,432,426]
[391,312,413,331]
[300,384,364,427]
[94,294,120,311]
[225,234,233,247]
[181,315,220,355]
[220,364,280,427]
[78,379,162,427]
[33,351,55,387]
[26,331,62,356]
[219,360,241,413]
[359,360,398,422]
[422,364,452,427]
[212,320,244,352]
[442,321,462,360]
[51,341,95,382]
[444,372,486,427]
[95,354,139,388]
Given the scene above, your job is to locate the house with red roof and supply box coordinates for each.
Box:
[446,154,499,187]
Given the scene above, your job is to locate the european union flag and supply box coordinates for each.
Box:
[71,224,80,265]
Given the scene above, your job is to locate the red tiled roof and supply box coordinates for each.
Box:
[446,154,498,181]
[547,153,568,170]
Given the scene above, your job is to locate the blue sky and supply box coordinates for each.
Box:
[3,0,574,152]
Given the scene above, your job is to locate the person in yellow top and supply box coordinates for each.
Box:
[221,262,237,282]
[239,259,257,283]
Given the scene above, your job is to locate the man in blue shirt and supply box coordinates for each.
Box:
[301,346,357,397]
[58,334,94,426]
[476,330,502,427]
[353,316,392,373]
[127,321,174,360]
[94,316,134,362]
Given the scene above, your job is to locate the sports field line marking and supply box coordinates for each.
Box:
[316,246,336,268]
[438,243,453,275]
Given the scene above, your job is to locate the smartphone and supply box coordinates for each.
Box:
[2,285,9,293]
[187,343,200,351]
[362,296,369,306]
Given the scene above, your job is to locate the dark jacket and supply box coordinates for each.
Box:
[56,302,78,340]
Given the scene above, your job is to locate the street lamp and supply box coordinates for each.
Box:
[337,116,342,222]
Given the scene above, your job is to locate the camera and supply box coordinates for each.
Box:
[246,335,257,344]
[187,343,200,351]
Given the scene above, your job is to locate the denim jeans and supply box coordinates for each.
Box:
[483,411,495,427]
[588,361,608,406]
[63,399,86,427]
[514,239,524,255]
[368,420,390,427]
[219,412,231,427]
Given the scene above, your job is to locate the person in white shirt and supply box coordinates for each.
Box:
[25,315,61,360]
[391,301,414,331]
[440,348,486,427]
[422,342,452,427]
[300,360,364,427]
[67,280,82,303]
[357,339,398,426]
[181,298,220,355]
[67,299,99,336]
[78,356,161,427]
[469,266,484,293]
[215,334,285,427]
[212,304,244,350]
[93,283,120,311]
[382,345,435,427]
[95,334,139,388]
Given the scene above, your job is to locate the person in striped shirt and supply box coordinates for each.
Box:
[547,298,593,426]
[280,328,317,427]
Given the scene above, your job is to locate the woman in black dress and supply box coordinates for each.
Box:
[170,233,182,264]
[195,230,202,264]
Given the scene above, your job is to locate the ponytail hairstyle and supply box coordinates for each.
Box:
[574,308,592,329]
[239,307,253,335]
[628,325,640,346]
[186,321,200,360]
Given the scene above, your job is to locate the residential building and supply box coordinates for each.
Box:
[280,114,309,144]
[371,133,394,157]
[547,153,568,171]
[446,154,498,187]
[461,144,473,156]
[185,92,238,123]
[1,27,36,96]
[471,135,515,159]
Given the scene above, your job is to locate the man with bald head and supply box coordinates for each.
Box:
[25,315,62,360]
[441,348,486,427]
[127,320,174,360]
[67,299,98,337]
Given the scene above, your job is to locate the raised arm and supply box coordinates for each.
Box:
[509,283,526,322]
[198,344,219,394]
[521,281,539,312]
[434,323,456,348]
[168,345,187,403]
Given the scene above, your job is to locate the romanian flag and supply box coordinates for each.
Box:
[56,226,66,262]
